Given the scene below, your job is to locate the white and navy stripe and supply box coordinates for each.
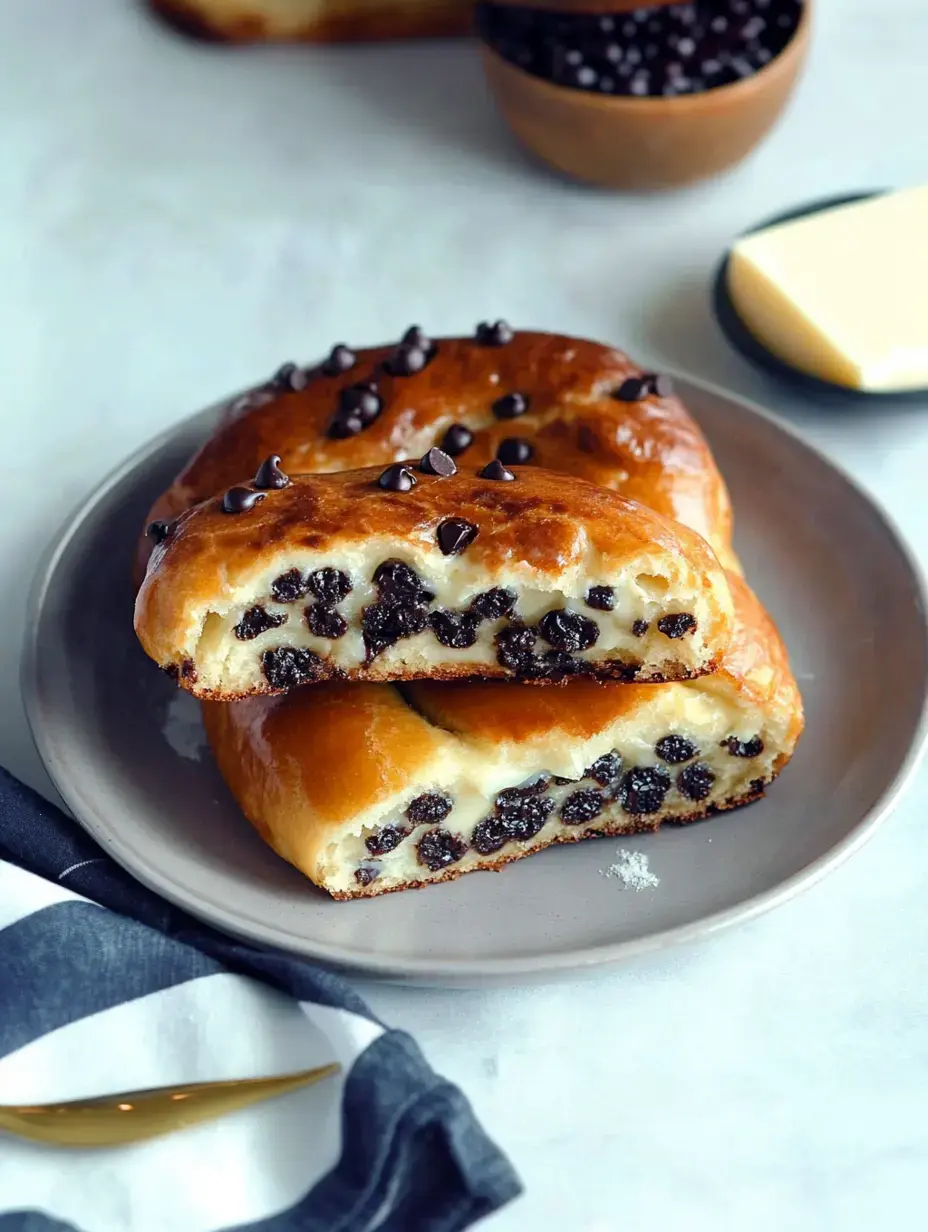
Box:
[0,768,520,1231]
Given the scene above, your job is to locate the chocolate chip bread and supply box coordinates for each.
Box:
[148,0,471,43]
[135,462,734,694]
[202,574,803,898]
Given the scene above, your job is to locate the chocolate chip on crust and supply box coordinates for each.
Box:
[479,459,516,482]
[221,487,265,515]
[147,520,171,544]
[272,362,309,392]
[253,454,290,490]
[420,447,457,477]
[321,343,356,376]
[492,392,530,420]
[234,605,286,641]
[497,437,534,465]
[475,320,513,346]
[437,518,478,556]
[377,463,417,492]
[440,423,474,456]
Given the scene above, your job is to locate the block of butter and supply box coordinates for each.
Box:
[727,187,928,391]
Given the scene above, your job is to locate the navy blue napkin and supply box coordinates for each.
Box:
[0,766,521,1232]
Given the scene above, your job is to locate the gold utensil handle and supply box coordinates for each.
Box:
[0,1063,340,1148]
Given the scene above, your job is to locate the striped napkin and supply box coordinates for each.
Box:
[0,767,520,1232]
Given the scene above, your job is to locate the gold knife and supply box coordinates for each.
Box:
[0,1063,340,1148]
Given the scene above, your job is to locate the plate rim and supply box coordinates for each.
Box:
[20,373,928,983]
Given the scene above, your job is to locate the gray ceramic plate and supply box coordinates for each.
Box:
[22,377,928,985]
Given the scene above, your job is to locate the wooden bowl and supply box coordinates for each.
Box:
[481,1,812,191]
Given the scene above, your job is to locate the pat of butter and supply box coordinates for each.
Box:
[727,187,928,391]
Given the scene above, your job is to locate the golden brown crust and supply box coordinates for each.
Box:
[135,464,734,693]
[147,0,472,43]
[136,330,736,581]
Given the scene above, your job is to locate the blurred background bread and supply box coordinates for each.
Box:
[147,0,473,42]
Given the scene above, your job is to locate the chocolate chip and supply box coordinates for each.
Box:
[321,343,356,376]
[472,816,509,855]
[561,789,605,824]
[677,762,715,801]
[378,464,417,492]
[181,659,197,681]
[492,392,530,420]
[402,325,433,352]
[306,604,348,639]
[406,793,453,825]
[308,568,352,607]
[440,424,474,456]
[354,866,380,887]
[586,752,623,789]
[722,735,765,758]
[497,794,555,841]
[261,646,324,689]
[147,520,171,544]
[234,605,287,641]
[539,650,585,677]
[750,777,766,795]
[339,381,382,423]
[479,459,516,482]
[632,619,650,637]
[221,487,266,515]
[619,766,671,815]
[538,609,599,653]
[163,663,180,681]
[253,454,290,490]
[497,437,534,465]
[469,588,516,621]
[374,560,432,600]
[645,372,673,397]
[585,586,615,611]
[271,569,309,603]
[420,447,457,477]
[430,609,480,648]
[384,343,428,377]
[496,622,537,672]
[417,829,468,871]
[365,825,410,857]
[475,319,514,346]
[614,377,649,402]
[272,362,309,392]
[328,414,363,439]
[437,518,478,556]
[657,612,697,638]
[656,735,699,765]
[362,599,430,659]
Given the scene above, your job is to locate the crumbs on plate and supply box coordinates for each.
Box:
[599,849,659,891]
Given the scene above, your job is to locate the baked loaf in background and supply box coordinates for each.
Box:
[135,462,734,694]
[148,0,472,42]
[136,328,736,581]
[204,573,803,898]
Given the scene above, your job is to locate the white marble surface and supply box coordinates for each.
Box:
[3,0,928,1227]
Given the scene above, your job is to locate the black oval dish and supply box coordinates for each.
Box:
[712,190,928,403]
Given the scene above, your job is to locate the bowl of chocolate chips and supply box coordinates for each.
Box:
[477,0,810,190]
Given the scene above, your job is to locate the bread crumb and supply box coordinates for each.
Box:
[600,849,659,891]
